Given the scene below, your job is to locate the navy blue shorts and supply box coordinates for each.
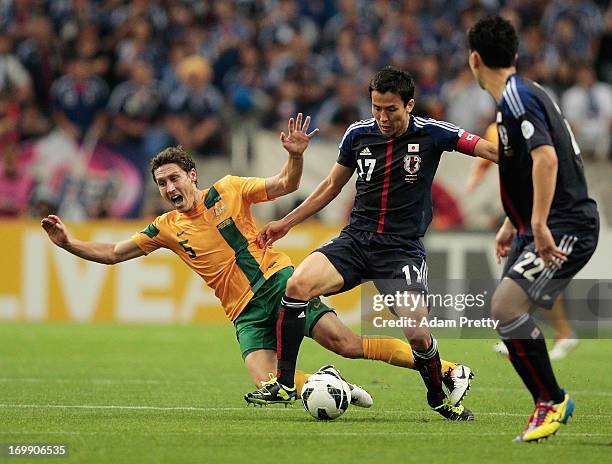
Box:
[315,227,428,297]
[502,227,598,308]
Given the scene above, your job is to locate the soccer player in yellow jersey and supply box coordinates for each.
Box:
[41,114,473,408]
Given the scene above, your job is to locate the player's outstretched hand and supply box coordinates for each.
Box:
[495,220,516,264]
[257,220,290,248]
[281,113,319,157]
[533,224,567,269]
[41,215,70,248]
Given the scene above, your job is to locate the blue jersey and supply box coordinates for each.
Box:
[497,74,598,235]
[337,116,480,242]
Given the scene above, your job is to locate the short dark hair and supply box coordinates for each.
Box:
[468,16,518,69]
[368,66,415,105]
[150,146,197,184]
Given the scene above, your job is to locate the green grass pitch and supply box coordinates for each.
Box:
[1,322,611,463]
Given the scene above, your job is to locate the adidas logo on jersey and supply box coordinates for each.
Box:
[298,311,306,318]
[359,147,372,156]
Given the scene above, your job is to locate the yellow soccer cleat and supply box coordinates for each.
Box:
[432,398,475,421]
[515,392,574,443]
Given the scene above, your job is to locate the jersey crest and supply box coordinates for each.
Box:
[404,154,421,184]
[213,203,227,217]
[404,154,421,174]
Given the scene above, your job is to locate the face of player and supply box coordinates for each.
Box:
[371,91,414,138]
[154,163,200,213]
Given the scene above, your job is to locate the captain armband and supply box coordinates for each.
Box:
[457,130,481,156]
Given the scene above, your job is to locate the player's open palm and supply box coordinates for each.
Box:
[41,215,69,248]
[257,220,290,248]
[281,113,319,157]
[533,224,567,269]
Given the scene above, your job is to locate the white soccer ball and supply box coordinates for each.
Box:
[301,372,351,420]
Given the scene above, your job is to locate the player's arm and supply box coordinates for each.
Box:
[282,162,354,227]
[472,138,498,163]
[257,163,355,247]
[41,215,145,265]
[453,130,498,163]
[495,217,516,264]
[265,113,319,199]
[530,144,566,267]
[466,121,498,191]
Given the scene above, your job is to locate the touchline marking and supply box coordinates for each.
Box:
[0,404,608,418]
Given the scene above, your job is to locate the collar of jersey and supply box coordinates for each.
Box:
[504,72,520,87]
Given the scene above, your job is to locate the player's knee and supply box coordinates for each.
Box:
[285,272,318,301]
[407,330,432,351]
[491,288,513,323]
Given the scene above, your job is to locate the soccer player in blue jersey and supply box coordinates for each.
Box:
[245,66,498,420]
[467,16,599,442]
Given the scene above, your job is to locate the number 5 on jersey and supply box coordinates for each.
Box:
[178,239,197,259]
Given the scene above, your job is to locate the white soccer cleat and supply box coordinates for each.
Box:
[549,337,579,360]
[493,342,509,356]
[444,364,474,406]
[316,364,373,408]
[348,383,373,408]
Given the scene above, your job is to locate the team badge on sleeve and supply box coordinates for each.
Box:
[521,120,535,139]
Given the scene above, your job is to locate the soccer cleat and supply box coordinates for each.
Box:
[244,375,297,406]
[316,364,373,408]
[432,398,475,421]
[348,383,373,408]
[493,342,509,356]
[549,337,579,360]
[443,364,474,406]
[514,392,574,443]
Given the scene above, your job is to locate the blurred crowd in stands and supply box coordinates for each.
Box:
[0,0,610,225]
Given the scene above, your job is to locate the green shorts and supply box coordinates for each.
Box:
[233,267,336,359]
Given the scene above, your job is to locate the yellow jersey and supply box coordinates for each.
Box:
[484,122,499,144]
[132,175,293,321]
